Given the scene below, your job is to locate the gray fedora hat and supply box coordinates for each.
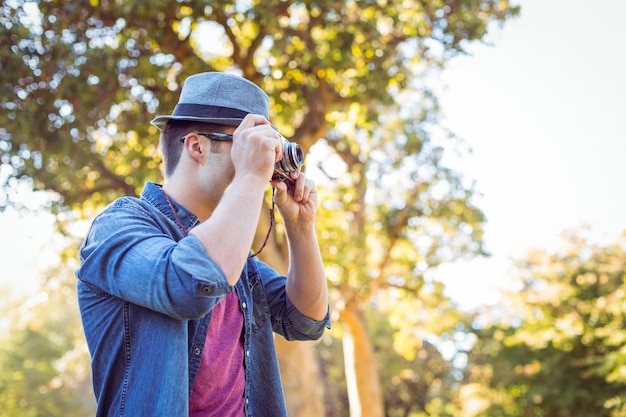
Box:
[151,72,270,130]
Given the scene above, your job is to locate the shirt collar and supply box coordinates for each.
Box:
[141,182,199,234]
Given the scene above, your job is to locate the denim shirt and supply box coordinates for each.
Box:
[76,182,330,417]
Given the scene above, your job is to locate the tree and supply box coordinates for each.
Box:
[462,230,626,417]
[0,242,95,417]
[1,1,519,415]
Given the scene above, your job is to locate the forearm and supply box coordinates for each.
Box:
[285,223,328,321]
[190,175,267,285]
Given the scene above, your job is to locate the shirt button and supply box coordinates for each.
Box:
[246,350,250,357]
[194,348,201,355]
[202,287,211,294]
[242,302,247,309]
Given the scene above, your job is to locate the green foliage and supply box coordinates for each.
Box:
[319,306,475,417]
[464,230,626,417]
[369,308,459,417]
[0,242,95,417]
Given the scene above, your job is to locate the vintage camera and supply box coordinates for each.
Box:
[272,137,304,184]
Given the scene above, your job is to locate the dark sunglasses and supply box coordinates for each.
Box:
[179,132,234,143]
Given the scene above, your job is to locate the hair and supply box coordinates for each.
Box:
[160,120,232,178]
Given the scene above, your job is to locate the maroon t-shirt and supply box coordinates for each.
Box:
[189,291,245,417]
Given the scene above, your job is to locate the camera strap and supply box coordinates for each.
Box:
[248,187,276,259]
[160,185,274,259]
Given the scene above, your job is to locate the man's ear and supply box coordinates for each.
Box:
[182,133,205,163]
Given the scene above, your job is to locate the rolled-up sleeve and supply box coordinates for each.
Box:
[77,200,232,320]
[251,260,330,341]
[281,296,331,341]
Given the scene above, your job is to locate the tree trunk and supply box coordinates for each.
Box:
[275,337,326,417]
[341,306,385,417]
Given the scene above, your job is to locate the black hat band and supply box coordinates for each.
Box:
[172,103,249,119]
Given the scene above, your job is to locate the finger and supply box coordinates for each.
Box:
[291,173,308,202]
[271,180,289,205]
[235,114,270,132]
[248,124,283,162]
[300,178,315,204]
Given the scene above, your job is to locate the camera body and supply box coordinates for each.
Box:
[272,138,304,184]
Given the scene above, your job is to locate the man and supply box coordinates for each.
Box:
[76,72,330,417]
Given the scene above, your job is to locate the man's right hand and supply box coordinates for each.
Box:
[231,114,284,184]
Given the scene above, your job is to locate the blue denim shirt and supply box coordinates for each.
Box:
[76,182,330,417]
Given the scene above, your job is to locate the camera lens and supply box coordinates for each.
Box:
[279,142,304,172]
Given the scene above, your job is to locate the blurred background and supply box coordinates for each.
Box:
[1,0,625,416]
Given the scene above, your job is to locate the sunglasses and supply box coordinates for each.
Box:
[179,132,234,143]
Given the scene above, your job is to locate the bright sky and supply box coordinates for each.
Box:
[1,0,625,308]
[432,0,626,308]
